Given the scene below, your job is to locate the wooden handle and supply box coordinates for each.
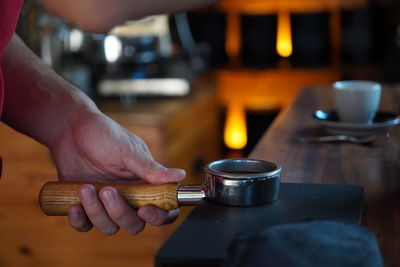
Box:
[39,182,179,216]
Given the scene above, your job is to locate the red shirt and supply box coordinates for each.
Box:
[0,0,24,116]
[0,0,24,176]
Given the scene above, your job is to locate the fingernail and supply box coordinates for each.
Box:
[169,168,186,176]
[101,187,118,207]
[81,185,95,204]
[141,210,156,223]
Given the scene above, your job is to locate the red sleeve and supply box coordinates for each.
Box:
[0,0,24,117]
[0,69,3,118]
[0,0,24,55]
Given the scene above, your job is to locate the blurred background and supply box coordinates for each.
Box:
[0,0,399,266]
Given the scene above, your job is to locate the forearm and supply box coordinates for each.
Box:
[39,0,218,33]
[1,34,100,147]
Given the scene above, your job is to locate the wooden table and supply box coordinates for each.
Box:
[250,85,400,266]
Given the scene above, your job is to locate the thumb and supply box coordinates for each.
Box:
[126,156,186,184]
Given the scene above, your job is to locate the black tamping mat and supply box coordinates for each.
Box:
[155,183,364,267]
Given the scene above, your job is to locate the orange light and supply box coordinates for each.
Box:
[224,103,247,150]
[276,11,293,58]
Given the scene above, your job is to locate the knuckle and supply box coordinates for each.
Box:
[109,206,126,222]
[151,210,168,226]
[76,224,92,232]
[101,225,119,236]
[144,159,156,172]
[73,219,88,230]
[68,214,93,232]
[152,217,168,226]
[126,222,145,235]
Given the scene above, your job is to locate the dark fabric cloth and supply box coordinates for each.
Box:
[223,220,383,267]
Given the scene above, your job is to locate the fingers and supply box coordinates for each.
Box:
[67,205,93,232]
[78,184,120,236]
[99,187,145,235]
[138,205,180,226]
[126,156,186,184]
[146,165,186,184]
[70,185,178,235]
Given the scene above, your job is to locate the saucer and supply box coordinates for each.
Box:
[312,110,400,136]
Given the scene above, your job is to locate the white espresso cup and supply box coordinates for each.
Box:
[333,80,381,124]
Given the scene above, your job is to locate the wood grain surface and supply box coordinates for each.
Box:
[39,182,179,215]
[250,85,400,266]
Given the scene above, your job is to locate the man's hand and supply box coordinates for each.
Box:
[49,112,186,235]
[1,35,186,236]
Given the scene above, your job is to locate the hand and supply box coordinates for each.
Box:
[0,34,184,235]
[49,112,186,235]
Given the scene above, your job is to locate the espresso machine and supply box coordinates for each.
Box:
[18,2,208,104]
[88,16,191,100]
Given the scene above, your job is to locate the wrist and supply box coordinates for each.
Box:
[45,98,102,149]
